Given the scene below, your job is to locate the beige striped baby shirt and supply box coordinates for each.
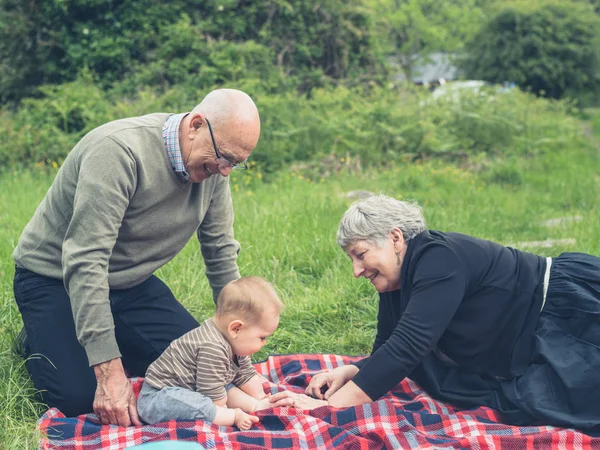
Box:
[144,319,256,401]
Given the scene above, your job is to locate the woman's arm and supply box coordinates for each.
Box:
[269,376,371,410]
[325,381,373,408]
[351,247,467,402]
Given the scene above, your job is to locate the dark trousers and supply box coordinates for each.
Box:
[13,267,199,417]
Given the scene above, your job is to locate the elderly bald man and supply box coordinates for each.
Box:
[12,89,261,426]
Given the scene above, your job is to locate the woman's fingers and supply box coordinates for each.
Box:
[268,391,296,407]
[306,373,328,399]
[324,379,343,399]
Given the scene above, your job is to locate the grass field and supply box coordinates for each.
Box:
[0,117,599,448]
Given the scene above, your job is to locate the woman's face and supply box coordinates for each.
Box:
[345,230,405,293]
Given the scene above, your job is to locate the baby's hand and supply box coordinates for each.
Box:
[234,408,259,430]
[253,394,273,411]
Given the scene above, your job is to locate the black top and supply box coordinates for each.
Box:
[352,230,546,401]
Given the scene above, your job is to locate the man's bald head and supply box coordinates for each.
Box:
[191,89,261,152]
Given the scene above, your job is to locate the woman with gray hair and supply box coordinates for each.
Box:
[270,194,600,430]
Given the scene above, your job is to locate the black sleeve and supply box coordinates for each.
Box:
[352,244,467,400]
[352,293,395,370]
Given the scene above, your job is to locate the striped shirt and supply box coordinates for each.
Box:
[162,112,190,182]
[145,319,256,401]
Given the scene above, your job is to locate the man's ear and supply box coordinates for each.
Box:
[187,112,205,137]
[228,319,244,339]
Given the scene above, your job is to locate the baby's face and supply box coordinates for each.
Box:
[232,311,279,357]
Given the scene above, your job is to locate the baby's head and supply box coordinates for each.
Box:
[215,276,284,357]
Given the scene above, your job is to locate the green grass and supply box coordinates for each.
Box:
[1,124,599,448]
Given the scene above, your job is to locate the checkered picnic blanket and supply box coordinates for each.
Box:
[38,354,600,449]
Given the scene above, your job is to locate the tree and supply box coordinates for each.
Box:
[366,0,483,81]
[459,1,600,103]
[0,0,387,103]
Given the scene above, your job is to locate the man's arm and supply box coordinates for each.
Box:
[62,140,140,425]
[197,177,241,303]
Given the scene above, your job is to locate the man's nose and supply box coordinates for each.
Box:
[219,165,233,177]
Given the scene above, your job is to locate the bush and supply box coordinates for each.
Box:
[0,0,386,104]
[459,1,600,105]
[0,77,584,173]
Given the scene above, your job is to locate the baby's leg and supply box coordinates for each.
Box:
[137,382,216,424]
[225,385,261,412]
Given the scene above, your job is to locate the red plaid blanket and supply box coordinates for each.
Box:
[38,354,599,449]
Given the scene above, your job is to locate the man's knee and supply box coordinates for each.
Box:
[26,357,96,417]
[42,381,96,417]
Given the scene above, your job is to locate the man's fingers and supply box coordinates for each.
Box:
[129,395,143,426]
[115,405,132,427]
[104,407,118,426]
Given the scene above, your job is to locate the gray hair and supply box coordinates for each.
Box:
[337,194,427,248]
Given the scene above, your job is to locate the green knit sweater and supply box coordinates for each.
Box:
[13,113,241,366]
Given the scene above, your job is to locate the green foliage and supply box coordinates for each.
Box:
[0,0,385,104]
[1,116,599,446]
[459,1,600,105]
[367,0,483,80]
[0,76,583,171]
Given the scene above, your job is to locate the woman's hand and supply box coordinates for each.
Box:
[268,391,328,410]
[305,365,359,400]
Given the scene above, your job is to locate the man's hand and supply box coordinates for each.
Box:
[93,358,142,427]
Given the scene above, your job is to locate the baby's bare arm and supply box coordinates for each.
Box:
[238,374,268,400]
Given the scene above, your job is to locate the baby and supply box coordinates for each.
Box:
[137,276,284,429]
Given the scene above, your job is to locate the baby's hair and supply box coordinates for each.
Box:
[216,276,284,324]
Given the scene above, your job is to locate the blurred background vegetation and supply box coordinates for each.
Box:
[0,0,599,172]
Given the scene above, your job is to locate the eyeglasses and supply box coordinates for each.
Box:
[205,118,248,171]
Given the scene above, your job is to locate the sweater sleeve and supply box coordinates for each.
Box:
[352,244,467,400]
[197,177,241,303]
[62,138,136,366]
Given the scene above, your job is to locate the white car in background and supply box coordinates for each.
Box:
[429,80,516,102]
[431,80,490,100]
